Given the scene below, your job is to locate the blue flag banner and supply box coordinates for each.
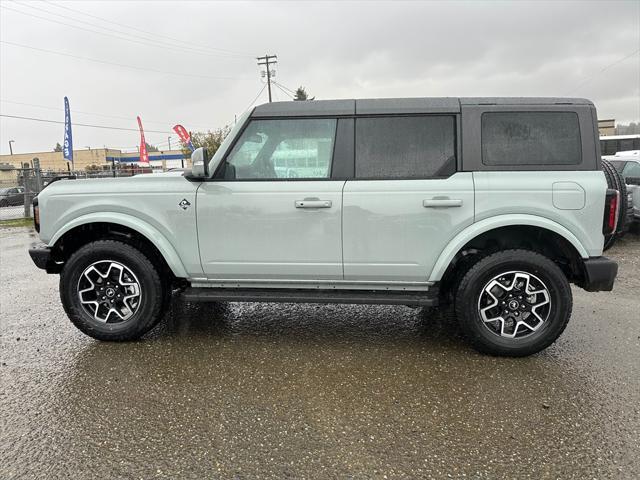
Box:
[63,96,73,163]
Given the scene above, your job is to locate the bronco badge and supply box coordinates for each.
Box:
[178,199,191,210]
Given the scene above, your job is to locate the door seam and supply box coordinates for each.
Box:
[341,179,347,280]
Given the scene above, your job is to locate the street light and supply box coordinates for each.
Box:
[167,136,172,151]
[8,140,15,155]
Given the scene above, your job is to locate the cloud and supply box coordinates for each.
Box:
[1,0,638,154]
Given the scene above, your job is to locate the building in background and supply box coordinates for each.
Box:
[598,119,616,136]
[0,148,190,173]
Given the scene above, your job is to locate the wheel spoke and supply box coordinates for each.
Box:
[76,260,142,324]
[477,270,551,339]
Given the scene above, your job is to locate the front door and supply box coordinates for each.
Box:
[342,115,475,283]
[197,117,344,281]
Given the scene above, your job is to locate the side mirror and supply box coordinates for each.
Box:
[191,147,209,178]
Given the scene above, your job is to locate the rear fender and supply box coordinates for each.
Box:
[428,214,589,282]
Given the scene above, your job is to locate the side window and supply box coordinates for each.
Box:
[355,116,456,179]
[622,162,640,178]
[601,139,617,156]
[619,139,634,152]
[223,118,337,180]
[482,112,581,166]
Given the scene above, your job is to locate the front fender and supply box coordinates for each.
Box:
[49,212,189,278]
[428,214,590,282]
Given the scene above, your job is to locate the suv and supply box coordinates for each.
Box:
[608,152,640,226]
[29,97,619,356]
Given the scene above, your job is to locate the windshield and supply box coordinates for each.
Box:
[0,188,11,194]
[207,110,252,175]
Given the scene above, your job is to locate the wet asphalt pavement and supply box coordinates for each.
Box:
[1,227,639,479]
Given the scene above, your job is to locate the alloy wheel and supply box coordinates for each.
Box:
[477,270,551,339]
[77,260,142,323]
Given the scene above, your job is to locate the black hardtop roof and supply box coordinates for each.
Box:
[251,97,594,117]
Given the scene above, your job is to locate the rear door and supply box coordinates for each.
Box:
[342,114,475,283]
[197,117,348,281]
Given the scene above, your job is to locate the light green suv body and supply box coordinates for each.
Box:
[30,97,619,356]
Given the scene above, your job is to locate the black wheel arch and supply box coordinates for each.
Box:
[439,225,585,303]
[50,222,176,285]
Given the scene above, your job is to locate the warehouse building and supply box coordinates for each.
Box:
[0,148,190,173]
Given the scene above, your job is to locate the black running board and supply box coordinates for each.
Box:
[182,287,438,306]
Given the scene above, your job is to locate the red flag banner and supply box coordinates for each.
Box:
[173,124,194,151]
[137,116,150,165]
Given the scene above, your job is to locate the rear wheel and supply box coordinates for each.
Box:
[455,249,572,357]
[60,240,166,341]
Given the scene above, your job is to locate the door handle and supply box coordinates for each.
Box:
[423,198,463,208]
[295,199,332,209]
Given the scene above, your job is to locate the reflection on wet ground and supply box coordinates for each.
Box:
[1,228,639,478]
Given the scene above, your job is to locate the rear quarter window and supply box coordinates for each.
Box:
[481,112,582,166]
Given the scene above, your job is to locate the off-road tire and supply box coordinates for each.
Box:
[455,249,572,357]
[602,159,628,235]
[60,240,166,341]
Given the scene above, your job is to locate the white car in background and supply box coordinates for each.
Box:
[607,150,640,226]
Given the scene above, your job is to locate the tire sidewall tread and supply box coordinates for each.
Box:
[455,249,573,357]
[60,239,165,341]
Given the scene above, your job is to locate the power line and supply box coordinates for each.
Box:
[0,4,248,61]
[40,0,254,58]
[0,40,245,80]
[0,114,172,133]
[10,0,249,60]
[257,54,277,103]
[564,48,640,95]
[273,82,294,99]
[272,81,298,96]
[0,99,213,130]
[241,84,267,114]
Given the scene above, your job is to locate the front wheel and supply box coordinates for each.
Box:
[60,240,166,341]
[455,249,572,357]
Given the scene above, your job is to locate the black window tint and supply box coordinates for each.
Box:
[600,139,617,156]
[355,116,456,179]
[482,112,581,166]
[619,139,634,152]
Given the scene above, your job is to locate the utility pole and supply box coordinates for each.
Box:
[257,54,277,103]
[8,140,15,155]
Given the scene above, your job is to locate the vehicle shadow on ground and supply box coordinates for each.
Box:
[147,294,465,348]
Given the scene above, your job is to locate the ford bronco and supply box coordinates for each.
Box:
[29,97,619,356]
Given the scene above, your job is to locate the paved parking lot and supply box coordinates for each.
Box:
[1,227,639,479]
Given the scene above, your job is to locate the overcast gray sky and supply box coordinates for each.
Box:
[1,0,639,155]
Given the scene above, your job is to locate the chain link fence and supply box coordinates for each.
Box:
[0,166,156,222]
